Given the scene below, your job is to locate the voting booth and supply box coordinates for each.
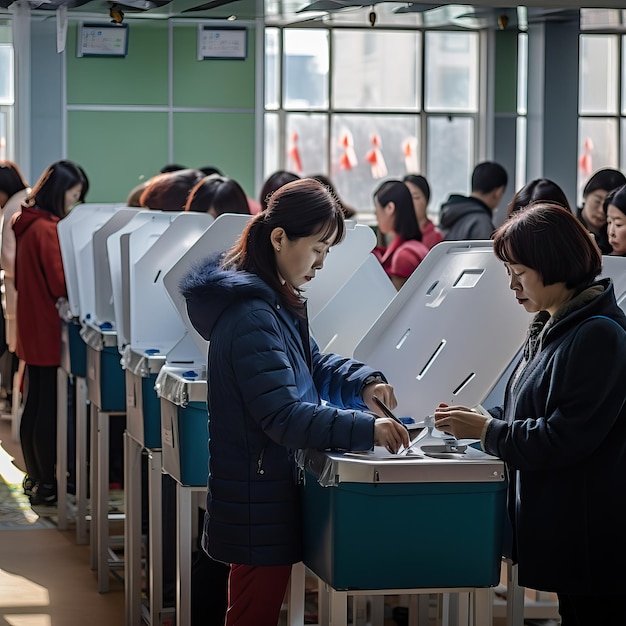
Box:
[299,241,532,625]
[57,203,133,537]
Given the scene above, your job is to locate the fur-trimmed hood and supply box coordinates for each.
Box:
[180,254,283,342]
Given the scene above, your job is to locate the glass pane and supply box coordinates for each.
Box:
[265,28,280,110]
[580,9,621,29]
[330,114,419,214]
[426,116,474,220]
[283,29,329,110]
[264,113,280,181]
[0,45,14,105]
[577,117,618,205]
[332,30,419,111]
[285,113,328,175]
[579,35,617,115]
[425,32,478,113]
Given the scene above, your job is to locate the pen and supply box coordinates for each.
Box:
[372,395,410,434]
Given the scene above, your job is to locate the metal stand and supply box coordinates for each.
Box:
[125,433,174,626]
[90,402,125,593]
[74,376,89,544]
[175,484,205,626]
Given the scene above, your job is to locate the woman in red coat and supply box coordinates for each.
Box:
[13,160,88,507]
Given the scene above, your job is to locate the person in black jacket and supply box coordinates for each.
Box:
[181,178,409,626]
[439,161,508,240]
[434,203,626,626]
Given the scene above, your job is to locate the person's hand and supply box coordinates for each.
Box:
[374,417,410,454]
[433,403,488,439]
[363,382,397,415]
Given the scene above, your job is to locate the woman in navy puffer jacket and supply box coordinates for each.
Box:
[181,178,408,626]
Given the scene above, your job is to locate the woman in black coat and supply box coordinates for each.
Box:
[434,203,626,626]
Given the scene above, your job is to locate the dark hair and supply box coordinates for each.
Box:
[259,170,300,211]
[198,165,224,177]
[493,202,601,289]
[373,179,422,241]
[403,174,431,203]
[583,168,626,198]
[471,161,508,194]
[223,178,345,311]
[140,169,205,212]
[507,178,571,216]
[0,160,29,200]
[185,175,250,217]
[26,160,88,218]
[159,163,187,173]
[311,173,356,218]
[603,183,626,217]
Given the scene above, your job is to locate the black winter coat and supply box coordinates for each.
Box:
[181,259,381,566]
[484,280,626,593]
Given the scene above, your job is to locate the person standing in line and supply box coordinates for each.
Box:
[403,174,443,249]
[13,160,88,508]
[434,203,626,626]
[603,183,626,256]
[577,167,626,254]
[506,178,571,217]
[439,161,508,241]
[0,161,30,410]
[181,178,409,626]
[372,179,430,290]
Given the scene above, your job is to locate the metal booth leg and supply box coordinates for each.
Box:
[56,368,68,530]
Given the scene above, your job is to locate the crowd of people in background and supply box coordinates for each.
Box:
[3,154,626,625]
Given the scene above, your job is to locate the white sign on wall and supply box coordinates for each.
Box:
[197,26,247,60]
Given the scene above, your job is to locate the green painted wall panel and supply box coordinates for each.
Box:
[66,22,169,105]
[173,111,255,196]
[494,30,518,114]
[67,110,169,202]
[172,25,256,109]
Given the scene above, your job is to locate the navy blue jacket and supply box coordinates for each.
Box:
[485,280,626,594]
[181,258,380,566]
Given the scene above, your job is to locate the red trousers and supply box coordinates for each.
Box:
[225,563,292,626]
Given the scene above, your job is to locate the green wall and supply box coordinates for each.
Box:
[65,20,256,203]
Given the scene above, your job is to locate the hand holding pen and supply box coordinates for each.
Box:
[372,395,410,454]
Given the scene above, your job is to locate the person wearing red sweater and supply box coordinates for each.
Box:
[13,160,88,507]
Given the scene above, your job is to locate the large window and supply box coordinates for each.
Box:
[578,11,626,202]
[264,25,480,217]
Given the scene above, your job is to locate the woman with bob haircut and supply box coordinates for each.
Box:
[507,177,571,217]
[13,159,88,507]
[434,203,626,625]
[184,174,250,217]
[180,178,409,626]
[373,179,429,290]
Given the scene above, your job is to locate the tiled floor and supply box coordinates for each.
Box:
[0,417,124,626]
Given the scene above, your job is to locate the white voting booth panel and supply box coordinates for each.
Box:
[310,254,396,357]
[301,222,378,320]
[601,255,626,312]
[162,214,253,364]
[57,203,129,320]
[130,212,214,354]
[106,211,176,350]
[354,241,533,420]
[92,209,143,327]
